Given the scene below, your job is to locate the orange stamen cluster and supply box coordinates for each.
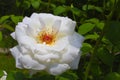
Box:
[37,30,56,45]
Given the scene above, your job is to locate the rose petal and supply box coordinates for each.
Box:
[10,46,23,69]
[10,32,16,40]
[19,55,46,70]
[69,32,84,48]
[34,54,59,63]
[23,17,43,37]
[60,45,79,63]
[59,17,76,35]
[69,52,81,69]
[48,64,70,75]
[52,20,61,34]
[39,13,56,27]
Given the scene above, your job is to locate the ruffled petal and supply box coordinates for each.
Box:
[10,32,16,40]
[10,46,23,69]
[69,52,81,69]
[34,54,59,63]
[39,13,56,27]
[60,45,79,63]
[59,17,76,35]
[69,32,84,48]
[52,20,61,34]
[19,55,46,70]
[23,17,43,37]
[48,64,70,75]
[46,36,69,51]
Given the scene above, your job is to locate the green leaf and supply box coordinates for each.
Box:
[7,72,15,80]
[82,5,103,12]
[0,70,4,77]
[2,24,14,31]
[0,31,2,41]
[85,18,99,24]
[10,15,23,24]
[0,16,10,23]
[54,6,67,15]
[56,76,69,80]
[85,32,99,40]
[71,7,81,16]
[81,43,93,56]
[31,0,40,9]
[22,0,31,9]
[78,23,95,35]
[97,47,114,66]
[91,63,102,77]
[104,72,120,80]
[56,71,78,80]
[14,72,25,80]
[96,22,104,30]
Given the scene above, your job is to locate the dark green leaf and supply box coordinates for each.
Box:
[104,72,120,80]
[22,1,31,9]
[56,71,78,80]
[14,72,25,80]
[78,23,95,35]
[91,63,102,76]
[97,47,114,66]
[105,21,120,45]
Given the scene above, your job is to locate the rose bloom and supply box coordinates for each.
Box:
[10,13,84,75]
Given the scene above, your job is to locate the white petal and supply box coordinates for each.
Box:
[59,17,76,35]
[33,37,68,52]
[34,54,59,63]
[30,13,40,19]
[48,64,70,75]
[69,32,84,48]
[15,22,27,40]
[60,45,79,63]
[19,55,46,70]
[10,46,23,69]
[10,32,16,40]
[15,22,37,46]
[46,36,69,51]
[23,17,43,37]
[52,20,61,34]
[39,13,55,27]
[69,52,81,69]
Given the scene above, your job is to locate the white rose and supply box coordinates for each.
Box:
[10,13,84,75]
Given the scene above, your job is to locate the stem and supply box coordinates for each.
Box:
[84,32,104,80]
[84,0,118,80]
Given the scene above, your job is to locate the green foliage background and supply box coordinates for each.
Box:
[0,0,120,80]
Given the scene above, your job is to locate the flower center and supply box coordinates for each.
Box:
[36,30,56,45]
